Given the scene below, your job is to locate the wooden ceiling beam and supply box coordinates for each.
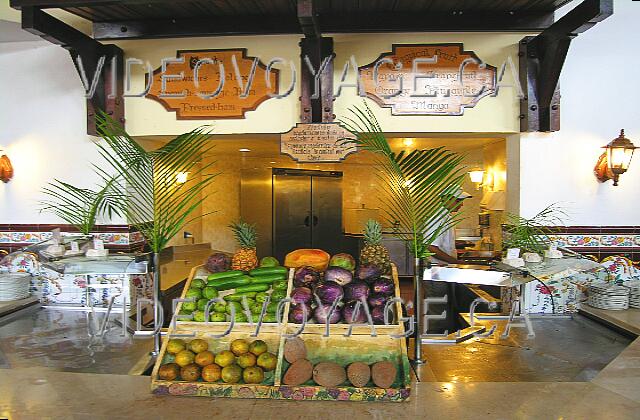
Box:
[21,6,124,134]
[297,0,320,39]
[93,11,555,40]
[520,0,613,132]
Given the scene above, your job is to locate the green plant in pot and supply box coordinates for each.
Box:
[40,177,121,236]
[341,102,465,362]
[95,111,219,354]
[502,203,567,261]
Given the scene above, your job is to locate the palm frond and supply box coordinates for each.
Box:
[40,177,122,234]
[95,111,218,252]
[502,203,568,254]
[340,102,466,259]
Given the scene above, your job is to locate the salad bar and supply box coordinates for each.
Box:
[151,223,412,402]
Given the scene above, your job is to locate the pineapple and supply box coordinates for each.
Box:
[360,219,392,274]
[229,220,258,271]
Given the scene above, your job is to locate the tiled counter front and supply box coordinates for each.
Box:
[0,224,145,253]
[524,226,640,314]
[1,224,149,307]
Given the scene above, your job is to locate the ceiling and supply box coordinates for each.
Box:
[10,0,574,39]
[134,134,504,164]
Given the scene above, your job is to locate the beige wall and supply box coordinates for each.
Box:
[119,33,525,136]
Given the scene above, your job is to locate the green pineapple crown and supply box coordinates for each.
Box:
[363,219,382,245]
[229,220,257,248]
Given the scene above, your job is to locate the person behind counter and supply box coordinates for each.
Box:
[426,188,471,265]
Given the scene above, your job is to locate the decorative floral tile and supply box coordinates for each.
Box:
[11,232,42,243]
[566,235,600,247]
[93,232,130,245]
[548,235,569,247]
[0,232,11,243]
[635,235,640,246]
[600,235,634,247]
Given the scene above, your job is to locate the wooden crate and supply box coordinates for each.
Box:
[151,332,411,402]
[285,264,406,336]
[151,330,283,399]
[172,265,290,334]
[272,334,411,402]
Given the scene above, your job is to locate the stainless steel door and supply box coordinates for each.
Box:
[311,175,343,256]
[273,173,312,263]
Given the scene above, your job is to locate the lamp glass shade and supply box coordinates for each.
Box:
[607,146,634,173]
[604,129,637,175]
[176,172,189,184]
[469,170,484,183]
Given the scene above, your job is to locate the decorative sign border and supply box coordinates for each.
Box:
[145,48,279,120]
[280,122,357,163]
[358,43,497,116]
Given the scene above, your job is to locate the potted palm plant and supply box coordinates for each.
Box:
[341,103,465,362]
[95,112,219,354]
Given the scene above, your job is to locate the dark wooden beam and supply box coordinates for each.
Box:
[297,0,319,39]
[520,0,613,132]
[93,12,555,40]
[299,37,334,123]
[21,6,124,134]
[10,0,170,8]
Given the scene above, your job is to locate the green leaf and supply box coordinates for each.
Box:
[340,102,466,259]
[95,111,219,253]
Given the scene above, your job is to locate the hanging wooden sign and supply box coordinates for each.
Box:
[281,123,356,162]
[146,49,278,119]
[358,44,496,116]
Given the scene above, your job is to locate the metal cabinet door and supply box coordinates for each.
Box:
[311,175,343,256]
[273,174,312,263]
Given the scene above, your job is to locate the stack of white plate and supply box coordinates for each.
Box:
[587,284,629,310]
[625,281,640,309]
[0,273,32,302]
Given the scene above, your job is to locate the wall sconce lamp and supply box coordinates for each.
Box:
[469,169,485,188]
[594,129,637,186]
[0,147,13,183]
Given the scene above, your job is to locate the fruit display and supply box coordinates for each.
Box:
[280,337,400,390]
[204,252,231,273]
[152,243,409,402]
[178,258,288,325]
[229,220,259,271]
[284,248,331,271]
[360,219,392,275]
[158,337,277,385]
[287,253,398,326]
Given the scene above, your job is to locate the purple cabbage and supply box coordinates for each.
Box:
[371,277,395,296]
[343,281,369,302]
[357,265,382,281]
[294,266,320,288]
[314,281,344,304]
[289,302,312,323]
[290,287,312,304]
[324,266,353,286]
[313,303,342,324]
[342,301,367,324]
[205,252,230,273]
[368,292,388,307]
[371,306,387,325]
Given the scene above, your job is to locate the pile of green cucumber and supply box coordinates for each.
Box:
[178,266,289,323]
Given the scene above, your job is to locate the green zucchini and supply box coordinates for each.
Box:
[233,284,270,293]
[207,270,244,281]
[249,266,287,276]
[207,275,251,291]
[249,274,286,284]
[272,280,288,291]
[223,292,257,302]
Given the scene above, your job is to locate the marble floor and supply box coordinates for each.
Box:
[0,303,639,418]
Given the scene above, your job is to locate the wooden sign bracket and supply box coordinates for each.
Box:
[21,6,124,135]
[519,0,612,132]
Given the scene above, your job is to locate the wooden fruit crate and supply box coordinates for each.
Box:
[172,265,290,334]
[285,264,406,336]
[272,334,411,402]
[151,332,411,402]
[151,330,283,399]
